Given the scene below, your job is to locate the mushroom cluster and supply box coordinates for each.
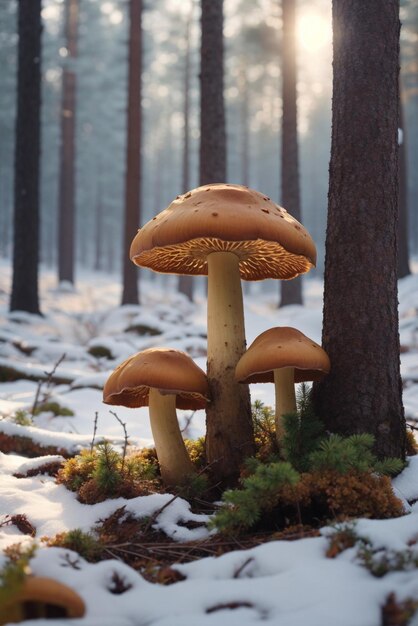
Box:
[103,182,329,487]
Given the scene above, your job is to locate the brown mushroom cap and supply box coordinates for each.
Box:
[4,576,85,618]
[235,327,330,384]
[103,348,210,410]
[130,183,316,280]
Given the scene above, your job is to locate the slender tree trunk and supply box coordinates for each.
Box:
[279,0,303,307]
[178,2,194,301]
[121,0,142,305]
[199,0,226,185]
[57,0,78,285]
[200,0,253,486]
[94,178,103,272]
[312,0,405,459]
[239,66,250,187]
[10,0,42,314]
[398,92,410,279]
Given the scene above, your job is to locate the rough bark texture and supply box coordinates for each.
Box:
[199,0,226,185]
[10,0,42,314]
[57,0,78,285]
[121,0,142,305]
[312,0,406,459]
[279,0,303,307]
[398,95,411,279]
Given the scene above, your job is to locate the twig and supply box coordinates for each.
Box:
[30,353,66,418]
[109,410,129,470]
[233,557,254,579]
[90,411,99,452]
[180,411,196,435]
[142,460,218,535]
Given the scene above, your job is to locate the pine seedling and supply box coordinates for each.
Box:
[212,460,299,533]
[92,441,122,494]
[0,544,37,605]
[282,383,325,471]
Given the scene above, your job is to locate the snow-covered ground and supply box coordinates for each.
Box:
[1,260,418,625]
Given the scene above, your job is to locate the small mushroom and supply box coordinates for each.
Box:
[130,183,316,482]
[235,327,330,443]
[0,576,85,623]
[103,348,210,487]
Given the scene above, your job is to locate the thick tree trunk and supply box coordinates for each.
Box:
[57,0,78,285]
[199,0,226,185]
[10,0,42,314]
[312,0,406,459]
[279,0,303,307]
[121,0,142,305]
[398,94,411,279]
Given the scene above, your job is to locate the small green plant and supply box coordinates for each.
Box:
[309,433,404,476]
[33,401,74,417]
[252,401,279,460]
[57,442,160,504]
[11,410,33,427]
[0,544,37,605]
[281,383,326,471]
[44,529,103,562]
[211,460,299,533]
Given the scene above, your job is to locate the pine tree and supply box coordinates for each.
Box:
[10,0,42,314]
[312,0,406,459]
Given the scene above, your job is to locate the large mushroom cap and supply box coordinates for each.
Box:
[2,576,85,618]
[235,327,330,384]
[130,183,316,280]
[103,348,210,410]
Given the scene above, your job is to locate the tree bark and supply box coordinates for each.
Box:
[57,0,78,285]
[279,0,303,307]
[10,0,42,314]
[199,0,226,185]
[121,0,142,305]
[312,0,406,459]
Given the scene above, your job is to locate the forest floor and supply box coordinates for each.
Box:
[1,261,418,625]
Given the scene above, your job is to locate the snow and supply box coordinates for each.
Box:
[1,261,418,624]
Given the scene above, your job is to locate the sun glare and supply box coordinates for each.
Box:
[297,11,332,53]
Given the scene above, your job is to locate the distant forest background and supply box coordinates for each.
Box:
[0,0,417,278]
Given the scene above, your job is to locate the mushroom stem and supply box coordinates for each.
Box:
[206,251,254,483]
[148,388,195,486]
[274,367,297,443]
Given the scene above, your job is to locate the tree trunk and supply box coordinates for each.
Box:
[57,0,78,285]
[121,0,142,306]
[199,0,253,485]
[312,0,406,460]
[178,2,194,302]
[279,0,303,307]
[398,93,410,279]
[199,0,226,185]
[10,0,42,314]
[94,177,103,272]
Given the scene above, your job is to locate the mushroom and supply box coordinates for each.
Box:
[235,327,330,443]
[103,348,210,487]
[0,576,85,623]
[129,183,316,483]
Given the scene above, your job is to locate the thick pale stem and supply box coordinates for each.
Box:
[274,367,296,443]
[148,388,195,487]
[206,251,254,483]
